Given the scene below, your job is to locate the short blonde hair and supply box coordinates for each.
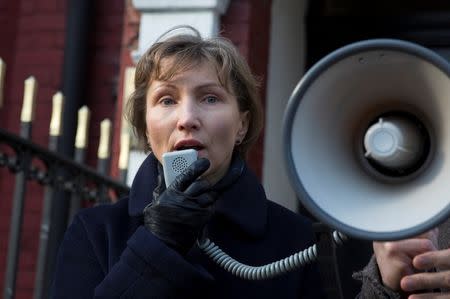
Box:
[125,27,263,158]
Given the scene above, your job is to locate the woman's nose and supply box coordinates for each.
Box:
[176,100,200,131]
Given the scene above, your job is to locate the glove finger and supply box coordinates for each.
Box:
[171,158,210,191]
[195,193,217,207]
[184,179,211,197]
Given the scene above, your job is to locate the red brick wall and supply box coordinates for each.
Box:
[222,0,271,178]
[0,1,66,297]
[110,0,140,179]
[0,1,20,122]
[0,0,124,297]
[0,4,21,287]
[83,1,125,168]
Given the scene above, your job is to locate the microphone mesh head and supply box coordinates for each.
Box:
[172,156,189,173]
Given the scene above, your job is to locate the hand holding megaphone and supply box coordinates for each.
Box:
[373,229,439,292]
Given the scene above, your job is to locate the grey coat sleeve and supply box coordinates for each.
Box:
[352,255,402,299]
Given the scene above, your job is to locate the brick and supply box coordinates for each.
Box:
[97,14,124,26]
[90,48,122,64]
[15,49,64,67]
[18,15,65,32]
[0,211,11,231]
[14,67,54,87]
[36,0,60,13]
[24,184,45,208]
[20,228,40,250]
[96,0,124,15]
[222,0,251,24]
[221,23,250,45]
[16,273,35,292]
[89,64,120,81]
[34,111,52,128]
[20,0,36,15]
[21,210,42,231]
[93,33,123,48]
[15,290,34,299]
[94,15,124,32]
[36,86,59,101]
[18,250,38,270]
[16,31,66,50]
[55,0,66,12]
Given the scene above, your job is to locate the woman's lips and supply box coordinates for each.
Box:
[173,139,205,151]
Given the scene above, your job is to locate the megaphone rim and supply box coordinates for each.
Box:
[282,38,450,241]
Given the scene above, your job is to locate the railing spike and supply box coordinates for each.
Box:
[98,119,112,159]
[75,106,90,149]
[49,92,64,137]
[20,76,38,123]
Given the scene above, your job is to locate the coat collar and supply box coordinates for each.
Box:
[128,153,268,238]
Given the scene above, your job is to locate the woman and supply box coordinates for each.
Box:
[51,27,325,298]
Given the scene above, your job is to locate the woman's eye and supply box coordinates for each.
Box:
[204,96,219,104]
[160,98,175,106]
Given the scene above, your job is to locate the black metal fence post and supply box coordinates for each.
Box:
[68,106,90,224]
[96,119,112,205]
[34,92,64,299]
[4,77,38,299]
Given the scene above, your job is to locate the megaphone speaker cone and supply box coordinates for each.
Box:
[283,39,450,241]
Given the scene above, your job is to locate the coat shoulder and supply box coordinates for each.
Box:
[265,199,316,245]
[266,199,314,227]
[75,197,130,221]
[71,197,139,237]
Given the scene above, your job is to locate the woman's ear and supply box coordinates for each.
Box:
[237,111,250,142]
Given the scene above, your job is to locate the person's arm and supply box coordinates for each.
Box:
[51,216,214,298]
[353,255,403,299]
[95,225,214,297]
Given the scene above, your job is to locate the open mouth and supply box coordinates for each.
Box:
[176,145,204,151]
[174,139,205,152]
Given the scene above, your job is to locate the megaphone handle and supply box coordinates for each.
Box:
[313,223,344,299]
[197,230,347,281]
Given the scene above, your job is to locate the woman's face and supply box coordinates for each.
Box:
[145,59,249,185]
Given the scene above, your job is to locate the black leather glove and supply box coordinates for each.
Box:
[143,158,217,255]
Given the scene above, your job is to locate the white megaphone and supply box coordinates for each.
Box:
[283,39,450,241]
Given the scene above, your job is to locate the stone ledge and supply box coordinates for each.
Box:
[133,0,230,14]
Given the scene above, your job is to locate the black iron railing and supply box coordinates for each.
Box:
[0,126,130,299]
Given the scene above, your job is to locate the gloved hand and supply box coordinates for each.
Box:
[143,158,217,255]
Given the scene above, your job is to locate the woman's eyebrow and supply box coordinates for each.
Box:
[152,82,176,92]
[196,83,225,91]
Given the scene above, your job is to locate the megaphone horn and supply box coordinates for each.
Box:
[283,39,450,241]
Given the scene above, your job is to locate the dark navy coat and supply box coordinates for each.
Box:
[51,154,325,298]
